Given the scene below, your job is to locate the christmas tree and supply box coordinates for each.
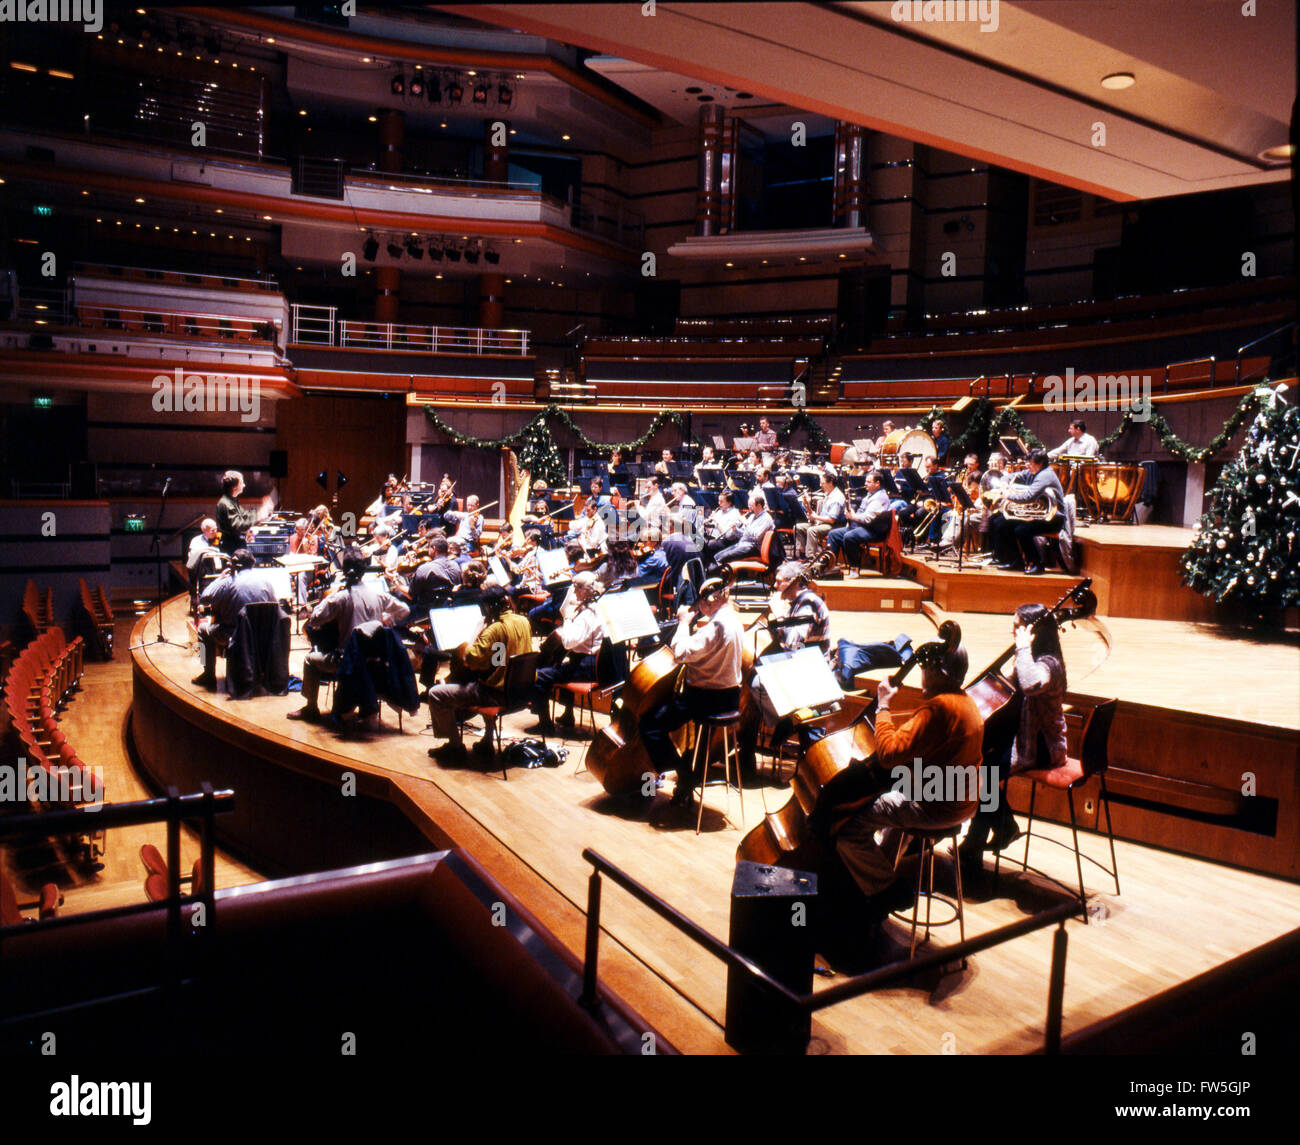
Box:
[1181,390,1300,611]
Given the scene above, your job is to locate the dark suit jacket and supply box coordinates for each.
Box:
[226,602,290,699]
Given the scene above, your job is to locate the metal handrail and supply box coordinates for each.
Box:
[1163,355,1216,394]
[1236,321,1295,383]
[579,847,1076,1053]
[74,262,279,289]
[0,786,233,957]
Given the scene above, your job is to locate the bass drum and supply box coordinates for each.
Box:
[879,427,936,465]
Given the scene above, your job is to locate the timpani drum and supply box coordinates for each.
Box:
[1076,461,1145,522]
[879,428,936,465]
[1052,457,1089,498]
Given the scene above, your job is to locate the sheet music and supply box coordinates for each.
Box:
[755,647,843,718]
[263,567,294,602]
[712,434,728,450]
[733,437,756,452]
[595,589,661,642]
[275,553,325,571]
[428,604,485,651]
[488,556,511,585]
[852,438,873,455]
[536,547,571,584]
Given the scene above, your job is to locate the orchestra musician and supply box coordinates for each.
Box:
[527,571,605,734]
[593,539,640,591]
[215,470,273,555]
[363,477,400,525]
[693,446,720,488]
[874,420,896,453]
[794,472,847,560]
[958,604,1068,880]
[816,468,892,574]
[606,451,628,482]
[425,585,532,761]
[640,575,745,808]
[192,548,281,690]
[407,534,462,606]
[665,482,696,530]
[642,477,668,531]
[654,448,675,478]
[1047,417,1101,459]
[569,497,606,555]
[705,490,772,571]
[444,494,484,554]
[931,418,951,466]
[738,561,832,780]
[288,543,410,724]
[816,636,981,951]
[987,450,1065,575]
[752,417,778,452]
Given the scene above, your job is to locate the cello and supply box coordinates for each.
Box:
[736,579,1096,868]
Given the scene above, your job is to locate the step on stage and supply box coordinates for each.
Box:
[129,595,1300,1055]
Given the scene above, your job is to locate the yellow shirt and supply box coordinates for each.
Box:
[465,612,533,691]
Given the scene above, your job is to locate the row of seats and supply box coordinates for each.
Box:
[22,580,56,638]
[0,866,59,925]
[77,578,115,661]
[2,628,105,865]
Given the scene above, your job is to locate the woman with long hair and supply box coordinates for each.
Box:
[959,602,1068,873]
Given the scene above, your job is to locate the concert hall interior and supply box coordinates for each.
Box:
[1,1,1298,1070]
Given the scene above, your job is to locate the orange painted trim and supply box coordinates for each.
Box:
[177,7,659,130]
[0,161,635,264]
[455,5,1143,203]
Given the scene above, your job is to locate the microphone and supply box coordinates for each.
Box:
[162,477,172,491]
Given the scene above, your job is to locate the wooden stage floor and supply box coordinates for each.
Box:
[121,596,1300,1055]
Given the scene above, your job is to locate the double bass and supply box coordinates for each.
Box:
[736,579,1096,868]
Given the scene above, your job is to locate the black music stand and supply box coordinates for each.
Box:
[934,484,977,572]
[129,478,190,653]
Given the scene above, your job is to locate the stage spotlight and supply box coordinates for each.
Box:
[391,74,405,96]
[405,236,423,259]
[409,75,424,97]
[386,237,402,259]
[428,242,443,262]
[497,83,512,107]
[464,243,480,265]
[445,244,461,263]
[484,247,500,265]
[316,470,329,491]
[473,82,488,104]
[337,471,349,490]
[447,80,463,104]
[428,77,441,103]
[362,234,378,261]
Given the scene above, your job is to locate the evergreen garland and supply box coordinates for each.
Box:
[1180,394,1300,610]
[776,409,832,453]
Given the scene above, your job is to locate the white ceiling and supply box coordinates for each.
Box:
[445,1,1295,200]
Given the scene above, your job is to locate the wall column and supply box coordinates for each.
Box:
[833,121,868,229]
[478,272,505,329]
[696,104,725,236]
[378,109,404,174]
[375,266,400,323]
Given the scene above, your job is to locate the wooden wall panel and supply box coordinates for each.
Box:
[274,394,406,525]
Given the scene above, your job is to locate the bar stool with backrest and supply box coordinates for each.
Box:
[995,698,1121,917]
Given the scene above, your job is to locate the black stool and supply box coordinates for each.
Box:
[690,709,744,834]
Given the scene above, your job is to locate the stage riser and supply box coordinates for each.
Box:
[1080,542,1218,623]
[817,582,924,612]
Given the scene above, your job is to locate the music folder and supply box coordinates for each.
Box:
[594,589,660,643]
[428,604,484,651]
[755,647,843,718]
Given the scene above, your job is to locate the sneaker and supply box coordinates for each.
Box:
[1024,564,1045,576]
[286,707,321,723]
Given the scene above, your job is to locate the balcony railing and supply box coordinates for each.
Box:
[291,304,529,357]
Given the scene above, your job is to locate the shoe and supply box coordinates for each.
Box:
[670,783,695,808]
[286,707,321,723]
[471,737,496,759]
[525,718,557,735]
[191,674,216,689]
[989,819,1024,852]
[556,710,576,729]
[1024,564,1045,576]
[428,741,467,761]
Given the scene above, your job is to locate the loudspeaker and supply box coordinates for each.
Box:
[269,450,288,478]
[724,861,817,1054]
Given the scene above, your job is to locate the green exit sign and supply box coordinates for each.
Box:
[33,205,53,217]
[32,395,54,408]
[124,515,146,534]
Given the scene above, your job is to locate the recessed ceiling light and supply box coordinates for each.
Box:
[135,197,145,203]
[262,215,272,220]
[561,134,571,141]
[10,62,38,72]
[467,70,477,77]
[798,256,806,262]
[361,57,371,63]
[216,208,223,213]
[298,109,307,116]
[725,262,733,267]
[265,38,275,45]
[1101,72,1135,90]
[1259,143,1295,162]
[368,115,377,122]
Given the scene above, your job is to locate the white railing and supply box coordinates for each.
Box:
[291,304,529,357]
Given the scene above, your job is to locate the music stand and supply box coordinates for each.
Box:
[935,484,977,572]
[754,647,844,725]
[129,479,190,653]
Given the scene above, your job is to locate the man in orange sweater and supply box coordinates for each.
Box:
[826,641,984,920]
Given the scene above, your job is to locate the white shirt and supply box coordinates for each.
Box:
[672,603,743,689]
[1048,433,1099,459]
[643,492,668,527]
[816,487,847,524]
[576,512,606,551]
[187,534,220,571]
[556,600,604,656]
[710,506,743,536]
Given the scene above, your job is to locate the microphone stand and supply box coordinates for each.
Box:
[129,477,190,651]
